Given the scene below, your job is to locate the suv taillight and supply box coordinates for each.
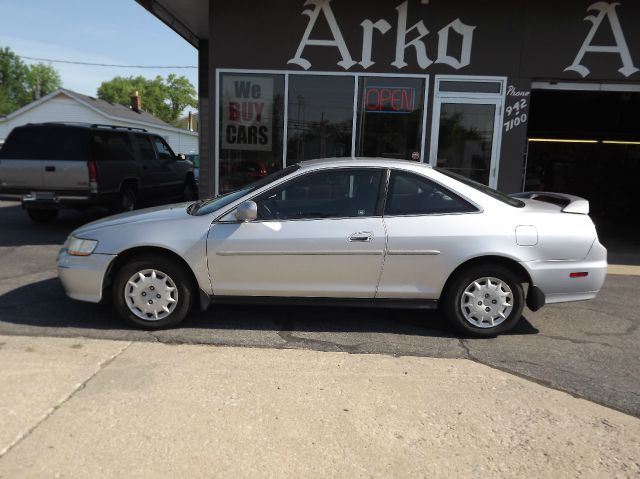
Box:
[88,159,99,193]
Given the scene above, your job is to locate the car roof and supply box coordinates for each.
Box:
[298,157,433,170]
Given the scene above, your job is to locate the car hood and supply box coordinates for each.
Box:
[73,202,193,237]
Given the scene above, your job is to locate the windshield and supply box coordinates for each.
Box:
[435,168,525,208]
[189,165,301,216]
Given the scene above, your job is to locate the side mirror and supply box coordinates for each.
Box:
[235,200,258,222]
[177,153,187,161]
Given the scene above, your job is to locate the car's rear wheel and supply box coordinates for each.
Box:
[112,255,194,329]
[27,208,59,223]
[442,264,524,337]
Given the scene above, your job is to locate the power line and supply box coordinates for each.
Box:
[18,55,197,69]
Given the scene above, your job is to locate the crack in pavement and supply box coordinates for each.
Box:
[0,341,132,459]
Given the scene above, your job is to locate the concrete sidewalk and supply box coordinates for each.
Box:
[0,335,638,478]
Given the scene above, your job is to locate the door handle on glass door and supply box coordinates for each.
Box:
[349,232,373,242]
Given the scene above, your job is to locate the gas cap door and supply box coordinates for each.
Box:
[516,225,538,246]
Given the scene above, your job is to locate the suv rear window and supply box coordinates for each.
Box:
[0,126,89,161]
[92,131,136,162]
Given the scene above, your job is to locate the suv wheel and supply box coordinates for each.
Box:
[111,186,137,214]
[442,264,524,337]
[182,178,198,201]
[27,208,59,224]
[112,255,194,329]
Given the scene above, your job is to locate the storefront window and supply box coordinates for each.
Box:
[219,73,285,193]
[356,77,425,160]
[286,75,354,162]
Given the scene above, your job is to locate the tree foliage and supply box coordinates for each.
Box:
[0,47,61,115]
[97,74,197,125]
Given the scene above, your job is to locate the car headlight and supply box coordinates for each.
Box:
[66,236,98,256]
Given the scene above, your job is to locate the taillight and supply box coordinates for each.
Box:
[88,159,98,181]
[570,272,589,278]
[88,160,99,193]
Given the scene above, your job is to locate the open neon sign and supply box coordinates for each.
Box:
[364,86,416,114]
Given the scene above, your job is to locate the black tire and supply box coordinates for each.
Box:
[441,264,525,337]
[182,177,198,201]
[112,254,195,329]
[27,208,59,223]
[111,186,137,214]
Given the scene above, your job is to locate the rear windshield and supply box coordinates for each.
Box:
[436,168,525,208]
[0,126,89,161]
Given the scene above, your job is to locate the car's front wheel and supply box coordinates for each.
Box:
[442,264,524,337]
[112,255,194,329]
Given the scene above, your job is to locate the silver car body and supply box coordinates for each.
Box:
[57,158,607,309]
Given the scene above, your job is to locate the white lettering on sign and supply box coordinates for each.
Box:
[288,0,476,71]
[391,0,432,69]
[221,76,273,151]
[565,2,638,78]
[507,85,530,97]
[288,0,356,70]
[436,19,476,69]
[503,98,528,133]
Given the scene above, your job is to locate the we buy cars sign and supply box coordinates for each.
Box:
[221,75,273,151]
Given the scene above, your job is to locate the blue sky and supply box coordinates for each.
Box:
[0,0,198,96]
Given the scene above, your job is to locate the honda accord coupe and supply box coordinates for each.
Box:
[56,158,607,336]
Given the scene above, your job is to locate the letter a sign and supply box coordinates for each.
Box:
[565,2,638,77]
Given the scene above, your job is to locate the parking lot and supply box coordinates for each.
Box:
[0,200,638,417]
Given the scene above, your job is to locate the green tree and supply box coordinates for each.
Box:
[0,47,29,115]
[26,63,62,101]
[97,74,197,125]
[0,47,62,114]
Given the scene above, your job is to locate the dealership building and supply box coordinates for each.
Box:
[138,0,640,234]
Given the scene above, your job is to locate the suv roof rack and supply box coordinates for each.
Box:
[90,124,148,133]
[36,122,148,133]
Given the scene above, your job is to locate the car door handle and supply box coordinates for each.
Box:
[349,232,373,242]
[45,166,56,172]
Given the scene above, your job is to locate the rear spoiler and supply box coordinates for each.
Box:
[509,191,590,214]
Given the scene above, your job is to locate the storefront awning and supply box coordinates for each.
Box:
[135,0,207,47]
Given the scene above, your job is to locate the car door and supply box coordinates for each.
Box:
[377,169,482,299]
[207,167,386,298]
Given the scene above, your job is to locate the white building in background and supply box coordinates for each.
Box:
[0,89,198,154]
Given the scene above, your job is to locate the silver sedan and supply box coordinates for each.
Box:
[56,158,607,336]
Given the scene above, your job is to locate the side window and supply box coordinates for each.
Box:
[385,171,478,216]
[254,169,383,221]
[0,127,46,159]
[92,132,135,162]
[152,137,174,160]
[132,134,156,161]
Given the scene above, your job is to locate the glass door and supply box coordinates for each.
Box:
[429,76,506,188]
[431,99,502,187]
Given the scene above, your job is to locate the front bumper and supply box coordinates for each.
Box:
[56,250,116,303]
[521,239,608,305]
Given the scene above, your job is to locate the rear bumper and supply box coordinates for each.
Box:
[0,191,114,208]
[56,250,116,303]
[521,239,608,305]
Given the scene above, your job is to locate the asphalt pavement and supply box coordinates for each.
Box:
[0,201,638,417]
